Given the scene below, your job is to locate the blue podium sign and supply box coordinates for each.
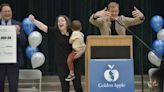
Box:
[89,59,134,92]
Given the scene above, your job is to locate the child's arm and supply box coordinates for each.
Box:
[74,45,86,59]
[69,37,74,44]
[69,31,79,44]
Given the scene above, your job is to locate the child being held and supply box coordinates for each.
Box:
[65,20,86,81]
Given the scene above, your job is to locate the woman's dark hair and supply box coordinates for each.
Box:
[0,3,11,12]
[54,15,71,30]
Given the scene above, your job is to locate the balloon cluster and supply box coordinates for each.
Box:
[22,18,45,68]
[148,15,164,67]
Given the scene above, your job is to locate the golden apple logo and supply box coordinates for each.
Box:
[104,65,119,82]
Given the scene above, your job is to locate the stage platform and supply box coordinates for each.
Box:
[4,75,157,92]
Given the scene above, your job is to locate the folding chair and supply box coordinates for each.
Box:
[18,69,42,92]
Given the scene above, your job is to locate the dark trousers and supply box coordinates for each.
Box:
[57,60,83,92]
[0,64,19,92]
[159,79,163,92]
[159,61,164,92]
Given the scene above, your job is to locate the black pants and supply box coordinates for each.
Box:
[159,79,163,92]
[0,64,19,92]
[57,60,83,92]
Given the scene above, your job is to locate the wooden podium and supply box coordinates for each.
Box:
[85,36,133,92]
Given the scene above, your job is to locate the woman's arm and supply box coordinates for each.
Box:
[28,14,48,33]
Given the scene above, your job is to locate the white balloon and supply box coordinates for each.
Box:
[157,29,164,40]
[148,51,161,67]
[28,31,42,48]
[31,52,45,68]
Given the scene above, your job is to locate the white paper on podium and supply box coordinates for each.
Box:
[0,26,17,63]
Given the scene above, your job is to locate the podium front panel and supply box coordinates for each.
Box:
[85,36,133,92]
[89,59,134,92]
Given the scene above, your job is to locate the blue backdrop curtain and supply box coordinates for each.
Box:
[1,0,164,75]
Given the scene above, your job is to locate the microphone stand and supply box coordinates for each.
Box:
[115,19,152,92]
[115,19,153,51]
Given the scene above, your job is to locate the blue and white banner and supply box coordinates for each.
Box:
[89,59,134,92]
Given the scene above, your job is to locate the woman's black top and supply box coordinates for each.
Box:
[48,27,72,63]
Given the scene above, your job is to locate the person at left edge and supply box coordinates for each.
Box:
[0,3,27,92]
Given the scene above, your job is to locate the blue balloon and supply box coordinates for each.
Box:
[22,18,35,35]
[152,40,164,56]
[25,46,39,59]
[150,15,164,32]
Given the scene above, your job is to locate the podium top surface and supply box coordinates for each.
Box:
[86,35,133,47]
[90,59,133,61]
[87,35,132,39]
